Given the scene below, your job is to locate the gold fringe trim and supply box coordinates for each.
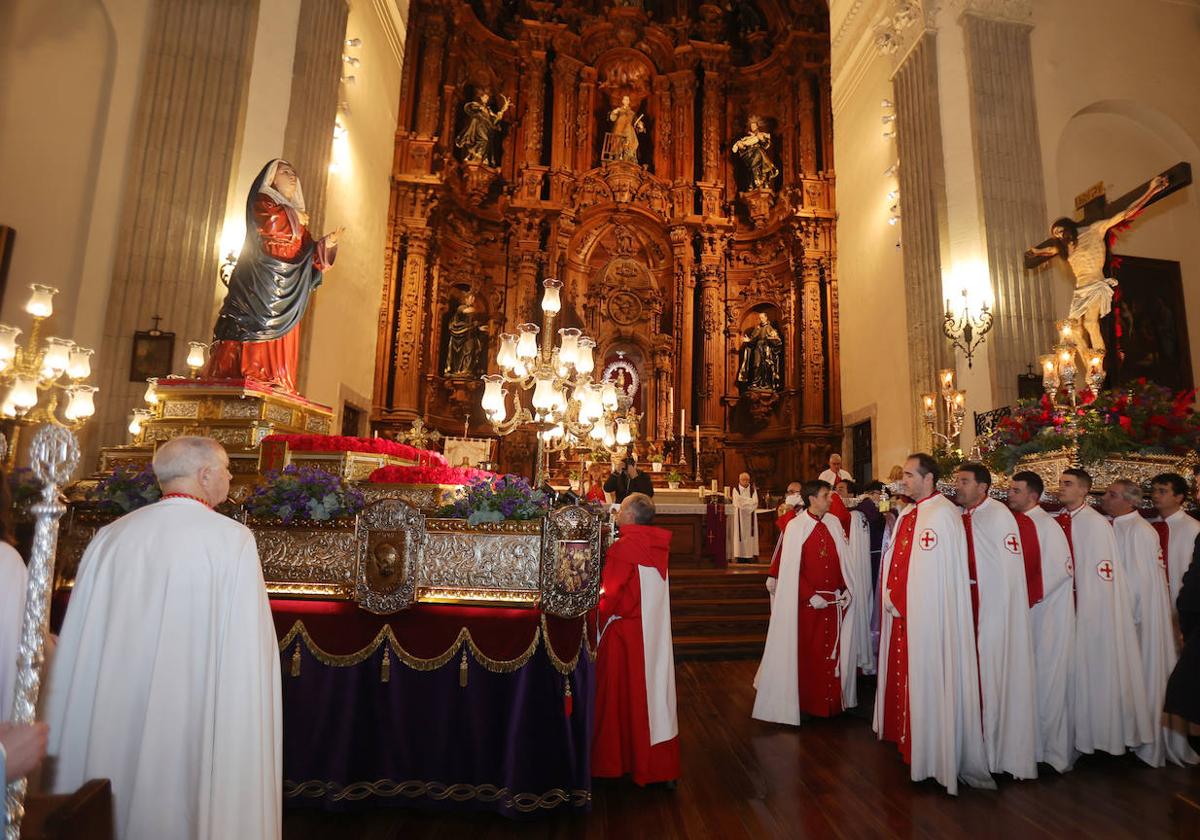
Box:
[277,616,593,679]
[283,778,591,813]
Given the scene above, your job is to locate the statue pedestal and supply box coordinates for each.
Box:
[459,160,500,204]
[98,378,333,476]
[740,188,775,228]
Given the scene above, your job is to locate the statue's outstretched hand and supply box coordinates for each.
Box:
[326,226,345,248]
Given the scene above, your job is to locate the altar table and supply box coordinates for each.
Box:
[272,599,596,818]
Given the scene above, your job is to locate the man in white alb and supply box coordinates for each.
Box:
[43,436,282,840]
[1104,479,1197,768]
[730,472,760,563]
[818,453,852,487]
[1149,472,1200,625]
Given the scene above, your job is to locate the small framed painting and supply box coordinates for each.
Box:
[129,330,175,382]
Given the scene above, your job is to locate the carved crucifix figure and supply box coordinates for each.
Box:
[1024,161,1191,360]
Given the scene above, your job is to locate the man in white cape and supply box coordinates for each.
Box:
[43,436,282,840]
[1149,472,1200,626]
[818,452,852,486]
[1007,471,1076,773]
[1055,469,1149,757]
[729,472,759,562]
[1104,479,1198,768]
[954,464,1038,780]
[754,479,857,724]
[873,454,993,795]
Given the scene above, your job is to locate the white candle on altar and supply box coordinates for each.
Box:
[668,387,674,435]
[694,424,700,456]
[680,409,685,442]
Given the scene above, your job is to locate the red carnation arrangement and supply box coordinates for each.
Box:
[262,434,449,466]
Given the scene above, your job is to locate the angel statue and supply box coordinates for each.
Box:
[1024,173,1170,359]
[606,95,646,163]
[732,116,778,190]
[456,91,510,166]
[204,159,342,392]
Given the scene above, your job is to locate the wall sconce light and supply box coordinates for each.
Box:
[342,55,360,66]
[883,162,898,177]
[881,99,893,108]
[341,75,356,85]
[942,287,994,368]
[345,38,362,47]
[881,114,896,124]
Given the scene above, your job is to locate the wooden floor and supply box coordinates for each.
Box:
[284,659,1200,839]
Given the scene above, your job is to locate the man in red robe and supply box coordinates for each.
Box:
[873,453,992,795]
[754,480,856,724]
[592,493,679,786]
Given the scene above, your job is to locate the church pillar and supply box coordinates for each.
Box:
[521,50,547,166]
[670,224,694,446]
[696,266,724,431]
[698,52,727,217]
[961,9,1054,405]
[893,33,953,449]
[414,14,446,138]
[549,55,580,201]
[575,67,597,172]
[93,0,260,449]
[653,75,672,179]
[391,227,434,414]
[669,70,697,216]
[800,256,826,426]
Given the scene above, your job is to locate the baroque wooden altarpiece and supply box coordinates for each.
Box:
[372,0,840,491]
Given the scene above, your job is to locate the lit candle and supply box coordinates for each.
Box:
[668,387,674,432]
[695,424,700,456]
[680,409,685,441]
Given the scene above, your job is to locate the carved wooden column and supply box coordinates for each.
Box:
[550,54,580,202]
[796,70,816,175]
[521,49,547,165]
[391,227,434,413]
[575,67,597,172]
[415,15,446,138]
[653,75,672,179]
[669,70,697,217]
[696,265,724,430]
[509,212,542,326]
[670,224,694,435]
[800,256,825,426]
[698,54,726,217]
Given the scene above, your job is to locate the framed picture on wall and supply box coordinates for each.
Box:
[1103,255,1193,392]
[129,330,175,382]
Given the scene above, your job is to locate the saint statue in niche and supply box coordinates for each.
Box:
[732,116,778,190]
[443,291,488,377]
[737,312,783,391]
[605,95,645,163]
[204,159,342,392]
[456,91,510,166]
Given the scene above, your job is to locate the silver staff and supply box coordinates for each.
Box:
[5,426,79,839]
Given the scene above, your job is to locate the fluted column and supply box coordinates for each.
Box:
[696,266,724,430]
[669,71,697,216]
[94,0,259,449]
[962,12,1053,404]
[415,14,446,138]
[800,257,825,425]
[894,33,953,445]
[670,224,694,429]
[521,50,547,166]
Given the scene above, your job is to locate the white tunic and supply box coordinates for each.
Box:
[963,498,1038,779]
[818,468,852,486]
[753,512,857,725]
[873,493,993,795]
[729,485,759,559]
[847,511,875,675]
[1111,511,1199,767]
[43,498,282,840]
[1024,506,1076,773]
[0,542,27,721]
[1157,509,1200,625]
[1066,504,1150,756]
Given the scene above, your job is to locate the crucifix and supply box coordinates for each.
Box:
[1024,161,1192,366]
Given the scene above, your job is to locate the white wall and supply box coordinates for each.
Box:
[300,0,405,428]
[1031,0,1200,384]
[832,51,913,478]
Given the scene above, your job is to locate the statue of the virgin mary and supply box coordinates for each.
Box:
[203,159,342,392]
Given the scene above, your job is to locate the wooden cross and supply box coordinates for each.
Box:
[1024,161,1192,270]
[149,314,164,335]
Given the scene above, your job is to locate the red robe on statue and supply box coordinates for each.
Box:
[592,524,680,786]
[795,516,849,717]
[205,196,332,392]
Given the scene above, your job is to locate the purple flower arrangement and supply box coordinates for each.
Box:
[244,464,366,524]
[90,465,162,514]
[438,474,549,525]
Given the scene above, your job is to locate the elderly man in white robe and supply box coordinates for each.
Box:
[729,472,760,563]
[1104,479,1198,768]
[43,436,282,840]
[1055,468,1149,758]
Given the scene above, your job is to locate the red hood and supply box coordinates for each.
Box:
[614,523,673,578]
[829,493,852,537]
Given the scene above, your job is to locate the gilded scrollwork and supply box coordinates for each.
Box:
[254,523,358,599]
[540,507,604,618]
[355,499,425,614]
